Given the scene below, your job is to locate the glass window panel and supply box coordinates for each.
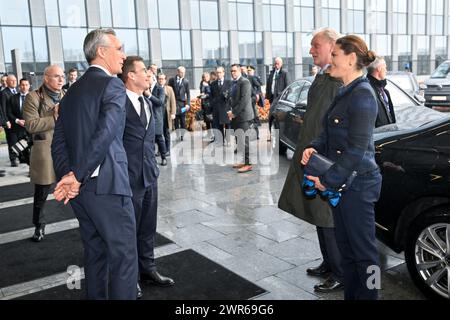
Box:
[45,0,60,26]
[255,32,263,58]
[417,35,429,55]
[220,31,229,59]
[272,33,287,58]
[376,0,387,11]
[287,33,293,58]
[431,0,444,14]
[301,33,312,56]
[59,0,86,27]
[393,0,408,12]
[32,27,48,62]
[202,31,220,59]
[147,0,159,28]
[238,32,256,59]
[138,30,149,60]
[181,30,191,60]
[229,3,238,30]
[301,0,313,6]
[413,0,426,13]
[376,12,387,33]
[393,13,407,34]
[161,30,182,60]
[301,7,314,31]
[432,16,444,35]
[111,0,135,28]
[201,1,219,30]
[99,0,112,27]
[159,0,180,29]
[237,3,254,31]
[61,28,87,62]
[271,0,285,5]
[115,29,138,55]
[263,5,271,31]
[397,35,411,55]
[2,27,34,63]
[376,35,391,56]
[271,5,285,31]
[191,0,200,29]
[0,0,30,25]
[435,36,447,55]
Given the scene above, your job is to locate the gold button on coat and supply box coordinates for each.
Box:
[334,119,339,124]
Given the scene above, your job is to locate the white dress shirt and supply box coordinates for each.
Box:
[126,89,151,129]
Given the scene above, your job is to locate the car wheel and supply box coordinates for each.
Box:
[405,208,450,300]
[270,120,287,155]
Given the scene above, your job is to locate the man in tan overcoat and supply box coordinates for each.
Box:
[23,65,65,242]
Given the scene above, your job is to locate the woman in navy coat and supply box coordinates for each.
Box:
[301,35,382,300]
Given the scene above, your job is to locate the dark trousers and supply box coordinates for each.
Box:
[5,127,17,162]
[333,171,382,300]
[155,134,167,159]
[316,226,343,282]
[70,178,138,300]
[163,113,171,152]
[33,184,51,228]
[174,113,186,140]
[219,123,231,143]
[9,127,28,162]
[131,182,158,274]
[234,120,251,165]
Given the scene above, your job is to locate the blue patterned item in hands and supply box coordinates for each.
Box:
[301,174,342,207]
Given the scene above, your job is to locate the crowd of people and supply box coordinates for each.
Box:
[0,24,399,300]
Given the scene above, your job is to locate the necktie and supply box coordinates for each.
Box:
[138,96,148,128]
[272,71,278,94]
[20,94,26,111]
[12,88,17,94]
[231,80,238,97]
[380,88,392,122]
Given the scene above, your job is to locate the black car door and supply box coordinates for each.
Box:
[286,81,311,145]
[276,81,304,147]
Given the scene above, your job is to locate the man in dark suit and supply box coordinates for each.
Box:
[51,29,138,300]
[367,57,396,128]
[7,78,30,163]
[1,74,19,166]
[62,68,78,92]
[210,66,232,144]
[266,57,291,141]
[168,66,190,140]
[228,64,254,173]
[121,56,174,299]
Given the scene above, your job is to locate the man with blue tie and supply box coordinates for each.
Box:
[51,28,138,300]
[120,56,174,299]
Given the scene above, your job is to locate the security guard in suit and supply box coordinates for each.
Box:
[302,35,382,300]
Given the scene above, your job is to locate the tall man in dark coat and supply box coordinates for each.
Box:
[7,78,30,162]
[121,56,174,299]
[228,64,254,173]
[168,66,190,141]
[1,74,19,166]
[52,28,138,300]
[278,28,344,293]
[266,57,291,141]
[210,66,232,144]
[367,57,396,128]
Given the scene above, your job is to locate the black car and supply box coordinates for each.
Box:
[272,78,450,300]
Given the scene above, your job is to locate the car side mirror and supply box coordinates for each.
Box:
[419,83,427,90]
[415,94,426,104]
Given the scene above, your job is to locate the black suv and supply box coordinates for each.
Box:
[272,78,450,299]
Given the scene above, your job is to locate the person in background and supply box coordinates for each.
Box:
[158,73,176,156]
[311,65,319,76]
[0,74,8,90]
[168,66,190,141]
[210,66,232,144]
[199,72,212,138]
[1,74,18,166]
[302,35,381,300]
[62,68,78,91]
[23,65,65,242]
[367,56,396,128]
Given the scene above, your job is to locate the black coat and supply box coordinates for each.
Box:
[367,75,396,128]
[7,92,28,136]
[210,79,232,125]
[0,88,16,126]
[266,68,291,104]
[168,76,190,115]
[150,85,165,135]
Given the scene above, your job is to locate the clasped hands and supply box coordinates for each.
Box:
[53,172,81,205]
[301,147,326,192]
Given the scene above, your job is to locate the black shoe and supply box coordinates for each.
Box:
[155,151,160,157]
[11,160,18,167]
[306,262,331,277]
[136,283,143,299]
[160,158,168,166]
[0,170,5,177]
[314,277,344,293]
[31,226,45,242]
[140,270,174,287]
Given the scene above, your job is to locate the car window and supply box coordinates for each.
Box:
[386,81,417,108]
[431,62,450,78]
[282,81,304,104]
[296,82,311,106]
[388,75,413,93]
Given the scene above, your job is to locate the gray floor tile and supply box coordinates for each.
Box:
[255,276,319,300]
[261,237,322,266]
[247,219,313,243]
[161,224,225,246]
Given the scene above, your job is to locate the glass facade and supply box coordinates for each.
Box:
[1,0,450,83]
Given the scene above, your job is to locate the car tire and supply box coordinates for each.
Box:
[270,120,287,155]
[404,208,450,300]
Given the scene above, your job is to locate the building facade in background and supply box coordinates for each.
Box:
[1,0,450,86]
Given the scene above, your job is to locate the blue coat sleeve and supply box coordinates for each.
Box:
[51,101,71,180]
